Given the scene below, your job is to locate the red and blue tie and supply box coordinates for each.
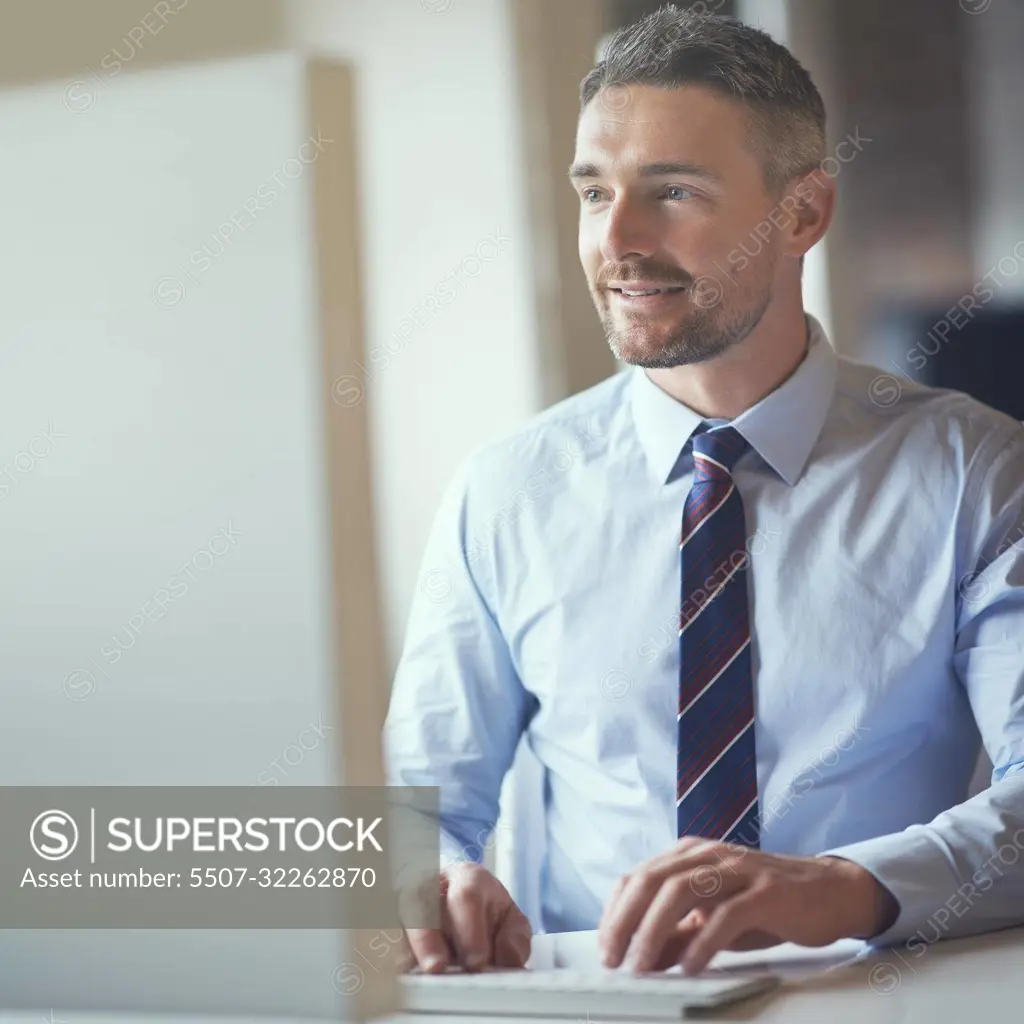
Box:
[676,425,760,847]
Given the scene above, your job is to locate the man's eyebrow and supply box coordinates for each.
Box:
[567,161,723,185]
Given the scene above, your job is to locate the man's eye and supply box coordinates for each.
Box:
[664,185,694,201]
[582,188,603,204]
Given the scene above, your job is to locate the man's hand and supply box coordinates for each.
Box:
[598,838,899,975]
[402,862,532,973]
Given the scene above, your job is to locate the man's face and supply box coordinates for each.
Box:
[572,84,784,368]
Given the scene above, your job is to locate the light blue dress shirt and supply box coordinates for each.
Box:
[384,313,1024,947]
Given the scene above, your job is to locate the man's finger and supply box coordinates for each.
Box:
[596,873,629,944]
[600,874,629,919]
[655,919,779,970]
[598,869,664,968]
[651,911,706,971]
[627,875,714,972]
[445,878,493,970]
[404,927,453,972]
[394,929,418,973]
[681,887,768,975]
[493,907,533,968]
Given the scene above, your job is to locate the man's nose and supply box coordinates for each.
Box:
[599,196,658,263]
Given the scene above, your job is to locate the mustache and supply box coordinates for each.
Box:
[599,267,692,287]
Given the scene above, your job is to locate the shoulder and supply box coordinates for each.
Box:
[832,351,1023,475]
[455,370,629,499]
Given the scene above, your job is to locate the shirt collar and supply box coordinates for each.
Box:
[628,312,838,487]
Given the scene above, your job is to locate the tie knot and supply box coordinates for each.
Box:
[690,425,748,477]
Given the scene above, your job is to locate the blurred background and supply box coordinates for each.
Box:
[0,0,1021,962]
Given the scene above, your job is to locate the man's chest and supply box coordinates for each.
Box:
[494,468,958,738]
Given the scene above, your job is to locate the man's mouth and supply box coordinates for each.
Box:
[608,285,688,307]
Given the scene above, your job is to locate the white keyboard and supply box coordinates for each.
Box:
[401,967,779,1019]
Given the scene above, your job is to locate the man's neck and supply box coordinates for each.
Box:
[645,311,810,420]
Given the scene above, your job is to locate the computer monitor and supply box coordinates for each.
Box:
[0,51,397,1021]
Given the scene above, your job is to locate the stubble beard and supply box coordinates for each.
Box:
[602,284,773,369]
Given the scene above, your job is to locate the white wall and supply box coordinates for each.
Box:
[291,0,544,663]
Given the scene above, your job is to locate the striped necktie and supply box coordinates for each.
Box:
[676,424,760,847]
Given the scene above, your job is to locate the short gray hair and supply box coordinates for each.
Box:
[580,5,826,197]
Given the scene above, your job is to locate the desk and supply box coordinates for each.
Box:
[2,926,1022,1023]
[397,924,1023,1023]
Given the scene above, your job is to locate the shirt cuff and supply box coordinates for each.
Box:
[819,826,960,947]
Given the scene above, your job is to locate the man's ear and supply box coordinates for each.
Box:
[782,170,835,261]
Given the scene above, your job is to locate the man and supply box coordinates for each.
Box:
[385,6,1024,976]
